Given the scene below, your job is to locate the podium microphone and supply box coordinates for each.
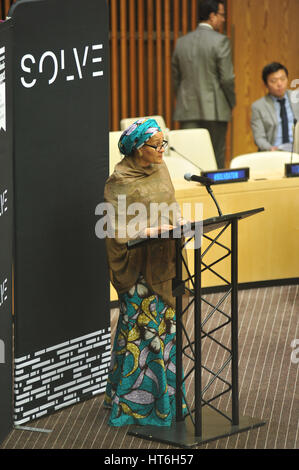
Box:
[184,173,212,185]
[290,118,297,165]
[169,146,204,172]
[184,173,223,217]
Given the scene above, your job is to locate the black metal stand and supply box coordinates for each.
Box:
[128,208,266,448]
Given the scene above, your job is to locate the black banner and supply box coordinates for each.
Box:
[0,20,13,444]
[11,0,110,425]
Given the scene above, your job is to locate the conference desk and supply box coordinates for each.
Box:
[110,175,299,302]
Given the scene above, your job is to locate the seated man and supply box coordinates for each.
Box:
[251,62,299,151]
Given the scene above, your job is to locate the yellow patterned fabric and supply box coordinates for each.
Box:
[104,276,187,426]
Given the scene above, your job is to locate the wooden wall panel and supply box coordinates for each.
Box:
[230,0,299,157]
[0,0,12,18]
[146,0,154,115]
[109,0,119,130]
[137,0,145,117]
[120,1,128,119]
[155,0,163,117]
[2,0,298,165]
[164,0,171,127]
[105,0,199,132]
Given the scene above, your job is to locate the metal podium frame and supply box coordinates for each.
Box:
[128,208,266,448]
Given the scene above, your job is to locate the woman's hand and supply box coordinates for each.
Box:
[144,224,174,237]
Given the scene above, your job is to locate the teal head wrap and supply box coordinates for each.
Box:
[118,118,161,155]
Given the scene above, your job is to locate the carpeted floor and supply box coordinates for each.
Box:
[1,285,298,450]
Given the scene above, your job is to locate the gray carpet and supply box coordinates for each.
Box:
[1,285,298,450]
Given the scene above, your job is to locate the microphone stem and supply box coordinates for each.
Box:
[205,185,223,216]
[170,147,203,172]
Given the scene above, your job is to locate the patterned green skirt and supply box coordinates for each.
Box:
[104,276,186,427]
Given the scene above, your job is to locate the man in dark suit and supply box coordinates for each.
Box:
[251,62,299,151]
[171,0,236,168]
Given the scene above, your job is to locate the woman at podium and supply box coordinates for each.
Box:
[104,118,186,427]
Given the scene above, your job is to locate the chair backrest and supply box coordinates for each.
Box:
[230,151,299,177]
[167,128,218,171]
[294,121,299,154]
[163,155,200,181]
[109,130,123,175]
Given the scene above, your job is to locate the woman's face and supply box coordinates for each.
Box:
[137,131,165,167]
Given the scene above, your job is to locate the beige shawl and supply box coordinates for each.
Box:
[104,156,181,308]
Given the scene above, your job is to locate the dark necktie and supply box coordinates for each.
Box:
[277,98,289,143]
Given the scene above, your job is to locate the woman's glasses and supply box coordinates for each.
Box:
[143,140,168,152]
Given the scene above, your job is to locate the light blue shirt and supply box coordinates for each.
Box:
[270,93,294,147]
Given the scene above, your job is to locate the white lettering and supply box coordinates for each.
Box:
[95,202,115,238]
[150,201,181,238]
[0,339,4,364]
[117,195,127,239]
[0,189,8,216]
[0,47,6,132]
[60,49,65,70]
[104,454,139,467]
[0,278,8,307]
[39,51,58,85]
[127,202,147,238]
[20,43,104,88]
[94,197,203,249]
[21,54,37,88]
[73,46,89,79]
[92,44,103,77]
[291,339,299,364]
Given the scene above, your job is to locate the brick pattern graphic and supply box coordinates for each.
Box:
[14,328,111,425]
